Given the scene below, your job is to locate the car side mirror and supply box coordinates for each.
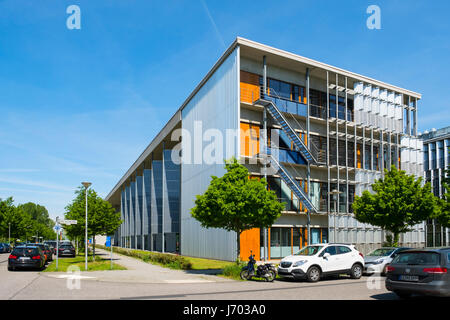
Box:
[323,253,331,259]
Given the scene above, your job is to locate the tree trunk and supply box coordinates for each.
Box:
[236,231,241,264]
[393,233,400,247]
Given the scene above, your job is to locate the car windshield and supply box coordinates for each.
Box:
[60,245,73,248]
[12,248,39,256]
[392,252,440,265]
[294,245,323,256]
[367,248,395,256]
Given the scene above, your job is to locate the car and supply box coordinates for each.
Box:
[32,243,53,262]
[385,248,450,298]
[364,247,412,275]
[44,241,57,254]
[277,243,365,282]
[8,246,46,271]
[58,244,76,257]
[0,243,11,253]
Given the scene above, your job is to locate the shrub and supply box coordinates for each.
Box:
[95,245,192,270]
[221,262,245,280]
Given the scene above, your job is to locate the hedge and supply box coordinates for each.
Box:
[96,245,192,270]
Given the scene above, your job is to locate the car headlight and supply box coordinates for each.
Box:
[372,259,385,265]
[292,260,307,267]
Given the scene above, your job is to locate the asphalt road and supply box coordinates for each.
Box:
[0,252,403,300]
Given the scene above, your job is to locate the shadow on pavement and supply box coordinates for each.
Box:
[183,269,223,275]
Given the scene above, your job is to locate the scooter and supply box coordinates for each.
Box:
[240,251,276,282]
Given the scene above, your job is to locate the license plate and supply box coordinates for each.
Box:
[399,275,419,282]
[20,257,30,261]
[64,250,70,253]
[278,268,288,272]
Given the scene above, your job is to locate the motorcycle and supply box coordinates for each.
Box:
[240,251,276,282]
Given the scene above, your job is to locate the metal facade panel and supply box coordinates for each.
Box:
[135,176,143,236]
[163,149,180,233]
[142,169,151,235]
[180,47,239,261]
[151,161,163,235]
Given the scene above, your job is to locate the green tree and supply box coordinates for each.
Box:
[191,158,284,261]
[18,202,56,241]
[353,166,440,247]
[0,198,35,243]
[64,186,122,259]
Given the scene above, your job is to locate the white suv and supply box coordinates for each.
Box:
[277,243,365,282]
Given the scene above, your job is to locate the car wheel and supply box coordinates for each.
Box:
[350,264,363,279]
[394,291,412,299]
[306,266,321,282]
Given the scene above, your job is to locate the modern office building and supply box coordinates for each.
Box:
[105,37,425,261]
[419,126,450,247]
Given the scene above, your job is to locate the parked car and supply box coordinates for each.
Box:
[8,246,46,271]
[277,243,365,282]
[58,244,76,257]
[364,247,412,275]
[44,241,57,254]
[32,243,53,262]
[0,243,11,253]
[385,248,450,298]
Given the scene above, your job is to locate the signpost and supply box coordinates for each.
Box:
[105,236,113,270]
[53,219,62,271]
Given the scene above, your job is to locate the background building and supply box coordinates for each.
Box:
[419,126,450,247]
[106,37,425,261]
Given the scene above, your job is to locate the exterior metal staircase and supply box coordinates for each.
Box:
[253,86,321,214]
[255,90,319,165]
[266,150,317,213]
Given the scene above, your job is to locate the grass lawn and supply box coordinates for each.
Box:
[43,254,126,272]
[183,256,235,270]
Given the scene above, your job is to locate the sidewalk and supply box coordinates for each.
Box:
[41,248,234,284]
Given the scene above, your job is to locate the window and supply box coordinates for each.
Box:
[430,143,437,169]
[438,140,444,168]
[392,252,440,265]
[337,246,352,254]
[320,246,337,256]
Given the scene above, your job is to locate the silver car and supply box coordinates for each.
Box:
[364,247,411,275]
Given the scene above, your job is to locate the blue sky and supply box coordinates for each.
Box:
[0,0,449,220]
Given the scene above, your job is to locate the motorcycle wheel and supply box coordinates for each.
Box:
[265,270,276,282]
[240,270,250,280]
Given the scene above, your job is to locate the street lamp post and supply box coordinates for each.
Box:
[82,182,92,271]
[8,223,10,245]
[329,189,342,243]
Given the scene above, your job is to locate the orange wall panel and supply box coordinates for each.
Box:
[240,228,260,261]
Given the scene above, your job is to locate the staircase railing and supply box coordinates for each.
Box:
[266,149,318,213]
[256,86,324,165]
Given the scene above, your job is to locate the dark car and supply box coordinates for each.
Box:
[32,243,53,262]
[58,244,76,257]
[8,246,46,271]
[0,243,11,253]
[44,241,57,254]
[385,248,450,298]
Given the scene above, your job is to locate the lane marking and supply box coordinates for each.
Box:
[164,279,214,284]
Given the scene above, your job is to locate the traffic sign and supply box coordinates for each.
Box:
[59,219,78,225]
[53,224,61,232]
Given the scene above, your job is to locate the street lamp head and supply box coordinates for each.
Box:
[329,189,342,195]
[82,182,92,188]
[329,189,343,201]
